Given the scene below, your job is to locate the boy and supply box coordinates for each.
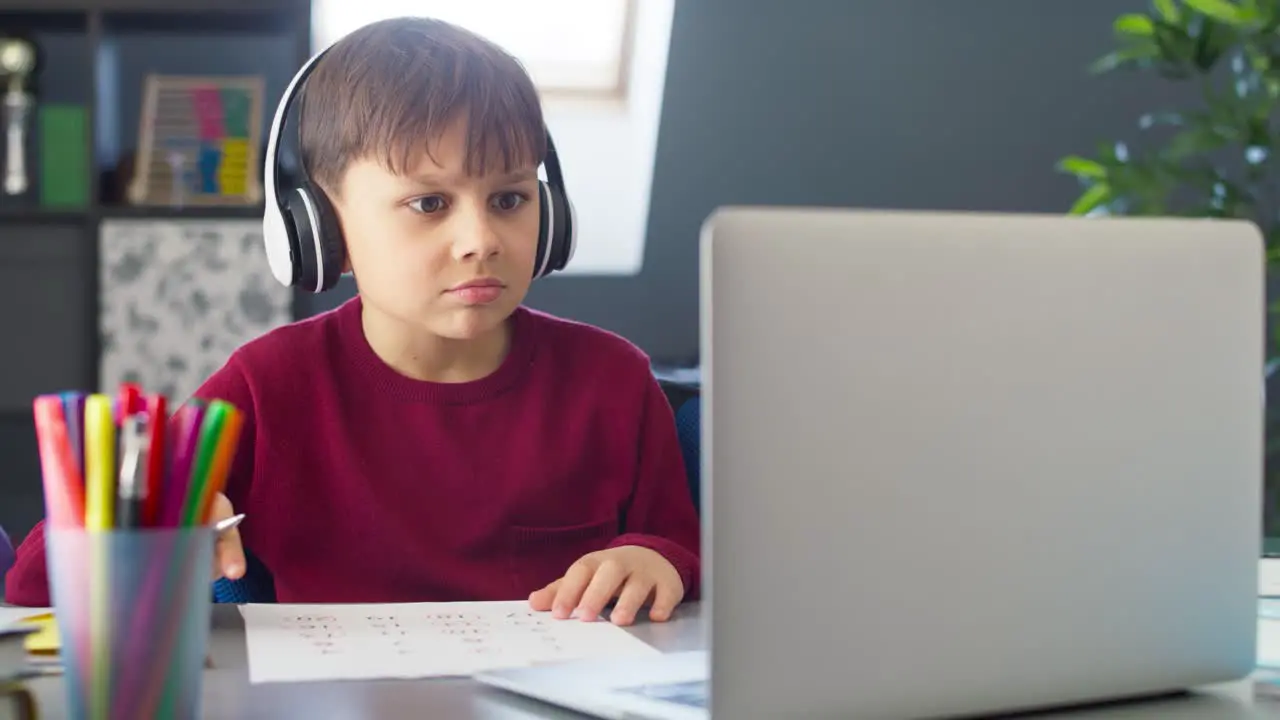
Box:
[5,17,700,627]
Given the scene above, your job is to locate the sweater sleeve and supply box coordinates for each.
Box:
[607,373,703,601]
[3,355,257,607]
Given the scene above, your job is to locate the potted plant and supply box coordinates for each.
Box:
[1056,0,1280,535]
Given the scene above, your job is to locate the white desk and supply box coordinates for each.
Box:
[10,603,1280,718]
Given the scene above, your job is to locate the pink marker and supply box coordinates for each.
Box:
[159,401,205,527]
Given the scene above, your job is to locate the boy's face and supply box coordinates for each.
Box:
[333,120,541,342]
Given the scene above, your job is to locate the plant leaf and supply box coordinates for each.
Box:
[1164,122,1238,158]
[1183,0,1247,24]
[1116,13,1156,35]
[1056,156,1109,178]
[1154,0,1182,21]
[1068,183,1112,215]
[1090,42,1161,72]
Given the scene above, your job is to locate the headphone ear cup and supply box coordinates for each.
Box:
[274,198,305,287]
[533,181,554,279]
[550,184,575,270]
[309,187,345,291]
[286,185,345,292]
[533,181,574,278]
[285,189,320,291]
[544,182,574,273]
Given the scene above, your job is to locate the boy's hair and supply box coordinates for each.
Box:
[298,17,548,195]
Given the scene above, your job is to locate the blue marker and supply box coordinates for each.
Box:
[60,391,86,481]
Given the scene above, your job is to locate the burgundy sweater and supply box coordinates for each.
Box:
[5,298,701,606]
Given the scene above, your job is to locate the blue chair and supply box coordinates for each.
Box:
[675,397,701,514]
[0,524,13,580]
[212,549,276,604]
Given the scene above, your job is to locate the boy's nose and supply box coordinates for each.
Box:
[451,212,502,260]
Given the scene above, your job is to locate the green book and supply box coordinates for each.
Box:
[38,104,89,209]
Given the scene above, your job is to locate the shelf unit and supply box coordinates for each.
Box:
[0,0,310,542]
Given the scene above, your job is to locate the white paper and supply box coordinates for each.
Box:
[0,606,50,633]
[239,600,662,683]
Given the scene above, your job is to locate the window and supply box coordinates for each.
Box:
[312,0,636,97]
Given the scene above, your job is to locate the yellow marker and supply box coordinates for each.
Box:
[83,394,115,530]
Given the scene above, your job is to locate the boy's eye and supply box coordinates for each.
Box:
[491,192,528,212]
[408,196,446,214]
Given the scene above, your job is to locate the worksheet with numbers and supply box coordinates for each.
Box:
[239,601,661,683]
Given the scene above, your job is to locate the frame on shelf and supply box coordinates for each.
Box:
[127,73,266,208]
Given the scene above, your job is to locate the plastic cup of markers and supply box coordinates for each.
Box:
[45,526,215,720]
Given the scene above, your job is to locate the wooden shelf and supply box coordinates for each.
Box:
[0,0,306,10]
[98,205,265,220]
[0,209,90,223]
[0,0,310,438]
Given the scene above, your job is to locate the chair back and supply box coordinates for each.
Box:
[675,397,701,513]
[0,525,13,580]
[656,372,703,515]
[212,549,276,604]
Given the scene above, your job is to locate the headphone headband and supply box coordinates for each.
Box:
[263,36,576,291]
[262,44,332,287]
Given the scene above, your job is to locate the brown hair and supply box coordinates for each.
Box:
[298,16,548,194]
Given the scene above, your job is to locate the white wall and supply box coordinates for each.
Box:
[543,0,674,276]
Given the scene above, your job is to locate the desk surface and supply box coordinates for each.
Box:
[16,603,1280,719]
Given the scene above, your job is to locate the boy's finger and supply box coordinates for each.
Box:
[208,493,244,580]
[575,561,627,622]
[528,580,560,611]
[215,527,246,580]
[552,561,595,619]
[609,577,654,627]
[648,579,683,623]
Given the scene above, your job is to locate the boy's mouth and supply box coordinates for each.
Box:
[446,277,506,305]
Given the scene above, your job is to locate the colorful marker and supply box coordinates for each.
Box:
[32,395,85,527]
[83,394,116,531]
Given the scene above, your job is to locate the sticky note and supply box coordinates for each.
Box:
[19,613,59,654]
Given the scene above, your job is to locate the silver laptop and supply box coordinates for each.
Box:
[477,208,1263,718]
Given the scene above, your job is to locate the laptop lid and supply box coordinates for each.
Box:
[699,208,1263,718]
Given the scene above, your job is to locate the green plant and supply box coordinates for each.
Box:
[1057,0,1280,359]
[1058,0,1280,537]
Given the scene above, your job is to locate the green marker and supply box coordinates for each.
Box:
[179,401,229,526]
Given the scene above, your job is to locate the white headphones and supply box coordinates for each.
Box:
[261,44,578,293]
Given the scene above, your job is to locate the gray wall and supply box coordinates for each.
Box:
[304,0,1192,364]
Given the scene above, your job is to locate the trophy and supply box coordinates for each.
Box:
[0,37,36,197]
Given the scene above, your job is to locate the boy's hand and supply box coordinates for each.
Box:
[208,492,246,582]
[528,546,684,626]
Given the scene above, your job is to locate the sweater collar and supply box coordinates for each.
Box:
[336,296,537,404]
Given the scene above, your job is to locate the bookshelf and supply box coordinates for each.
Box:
[0,0,310,542]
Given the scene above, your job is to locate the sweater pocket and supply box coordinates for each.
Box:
[507,517,618,596]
